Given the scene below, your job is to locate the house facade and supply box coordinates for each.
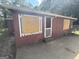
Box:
[0,4,77,47]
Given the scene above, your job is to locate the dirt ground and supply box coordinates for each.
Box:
[0,37,16,59]
[16,35,79,59]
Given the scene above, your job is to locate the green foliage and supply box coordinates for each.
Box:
[0,0,33,8]
[0,18,9,42]
[0,8,10,41]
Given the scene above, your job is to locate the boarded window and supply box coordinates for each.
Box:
[20,15,41,34]
[63,19,70,30]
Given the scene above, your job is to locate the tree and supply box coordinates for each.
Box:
[36,0,79,25]
[0,0,34,8]
[37,0,73,15]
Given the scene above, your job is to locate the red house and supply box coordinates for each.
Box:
[0,4,77,47]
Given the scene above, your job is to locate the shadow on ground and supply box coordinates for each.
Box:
[16,35,79,59]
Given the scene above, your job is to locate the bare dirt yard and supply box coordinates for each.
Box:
[16,35,79,59]
[0,37,16,59]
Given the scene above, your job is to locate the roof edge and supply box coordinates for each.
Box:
[0,4,77,20]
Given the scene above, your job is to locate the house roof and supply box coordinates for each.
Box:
[0,4,77,20]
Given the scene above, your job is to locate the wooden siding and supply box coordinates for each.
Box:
[21,16,40,33]
[63,19,72,35]
[52,17,64,38]
[63,19,70,30]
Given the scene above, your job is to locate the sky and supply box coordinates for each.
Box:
[38,0,43,5]
[26,0,43,7]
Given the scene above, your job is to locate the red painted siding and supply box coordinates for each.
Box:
[16,34,43,47]
[12,11,43,47]
[52,17,64,38]
[11,10,72,47]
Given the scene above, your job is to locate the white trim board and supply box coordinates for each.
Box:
[44,16,53,38]
[0,4,77,20]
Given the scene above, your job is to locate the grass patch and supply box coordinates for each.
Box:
[72,31,79,35]
[72,25,79,35]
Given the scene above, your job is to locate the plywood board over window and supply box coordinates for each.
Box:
[63,19,70,30]
[19,15,42,36]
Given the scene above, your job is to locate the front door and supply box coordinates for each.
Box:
[44,17,52,38]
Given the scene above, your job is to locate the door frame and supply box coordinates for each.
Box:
[44,16,53,38]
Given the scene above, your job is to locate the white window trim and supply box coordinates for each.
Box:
[44,16,53,38]
[18,14,42,37]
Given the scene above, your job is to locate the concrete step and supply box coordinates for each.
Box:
[43,37,54,43]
